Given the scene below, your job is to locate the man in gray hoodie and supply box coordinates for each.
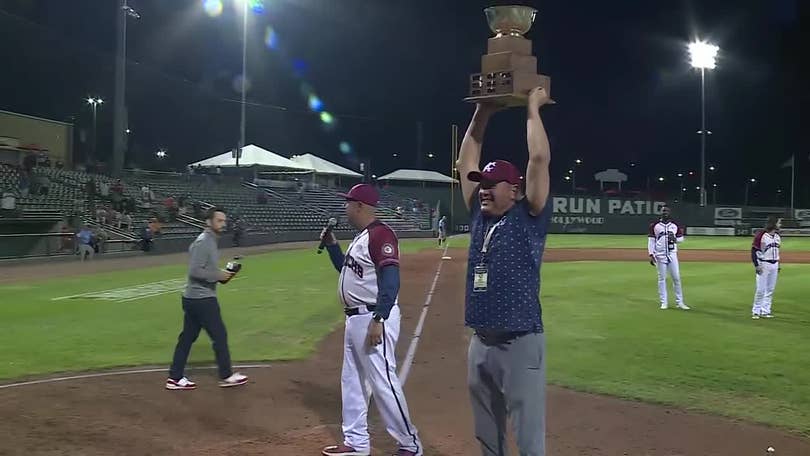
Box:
[166,207,248,390]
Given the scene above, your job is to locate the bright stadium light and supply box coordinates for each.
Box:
[689,39,719,207]
[689,41,719,70]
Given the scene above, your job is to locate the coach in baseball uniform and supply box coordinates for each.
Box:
[320,183,422,456]
[647,205,690,310]
[165,207,248,390]
[456,87,553,456]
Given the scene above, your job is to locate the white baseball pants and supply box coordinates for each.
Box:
[340,305,422,455]
[655,253,684,307]
[752,261,779,316]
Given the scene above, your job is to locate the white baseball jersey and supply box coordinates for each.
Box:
[648,220,685,257]
[753,230,781,262]
[337,221,400,310]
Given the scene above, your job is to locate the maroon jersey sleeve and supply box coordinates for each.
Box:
[369,224,400,268]
[675,221,685,237]
[752,230,764,250]
[648,222,657,237]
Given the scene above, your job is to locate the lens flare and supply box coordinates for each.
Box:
[320,112,334,125]
[203,0,223,17]
[339,142,352,154]
[249,0,265,14]
[308,94,323,112]
[264,26,278,49]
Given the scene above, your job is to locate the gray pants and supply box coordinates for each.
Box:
[468,331,545,456]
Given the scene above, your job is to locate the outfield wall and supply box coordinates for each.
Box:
[449,194,804,236]
[0,229,435,261]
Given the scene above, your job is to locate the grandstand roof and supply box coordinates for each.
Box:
[188,144,311,170]
[289,153,362,177]
[376,169,457,184]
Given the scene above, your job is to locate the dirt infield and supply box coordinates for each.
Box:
[1,246,809,455]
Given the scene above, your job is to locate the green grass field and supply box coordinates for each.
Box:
[446,233,810,251]
[1,234,809,435]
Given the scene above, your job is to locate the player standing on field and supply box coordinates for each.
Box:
[438,215,448,247]
[456,87,553,456]
[319,183,422,456]
[165,207,248,390]
[648,205,689,310]
[751,216,782,319]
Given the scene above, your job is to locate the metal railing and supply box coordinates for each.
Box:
[0,232,136,259]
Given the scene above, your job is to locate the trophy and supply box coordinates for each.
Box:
[464,5,552,107]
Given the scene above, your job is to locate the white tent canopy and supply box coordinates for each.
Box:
[188,144,311,170]
[376,169,457,184]
[289,153,362,177]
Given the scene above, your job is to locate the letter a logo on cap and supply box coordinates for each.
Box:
[483,162,496,172]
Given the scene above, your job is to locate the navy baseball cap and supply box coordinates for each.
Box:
[338,183,379,207]
[467,160,523,185]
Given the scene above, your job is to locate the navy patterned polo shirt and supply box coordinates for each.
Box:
[465,197,552,332]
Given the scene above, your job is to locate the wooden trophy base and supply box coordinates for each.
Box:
[465,71,553,107]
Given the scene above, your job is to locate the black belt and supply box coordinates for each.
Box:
[474,330,533,346]
[344,305,376,316]
[762,260,779,264]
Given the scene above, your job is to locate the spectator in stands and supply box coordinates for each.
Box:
[100,180,110,199]
[112,179,124,194]
[256,190,268,205]
[94,226,108,254]
[149,217,162,235]
[1,189,15,217]
[120,211,133,230]
[56,160,64,169]
[232,216,244,247]
[141,185,150,201]
[76,225,95,261]
[139,224,154,252]
[107,207,120,226]
[96,206,107,224]
[39,175,50,195]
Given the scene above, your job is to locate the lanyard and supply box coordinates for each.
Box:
[481,218,505,255]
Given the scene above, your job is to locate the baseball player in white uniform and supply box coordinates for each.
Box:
[320,183,422,456]
[437,215,447,247]
[751,216,782,319]
[648,205,690,310]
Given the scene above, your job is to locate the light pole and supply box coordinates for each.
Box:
[237,0,248,168]
[712,183,718,204]
[677,172,684,201]
[744,178,756,206]
[569,158,582,194]
[87,97,104,162]
[689,40,719,207]
[113,0,139,175]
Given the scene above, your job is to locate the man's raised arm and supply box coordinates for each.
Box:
[525,87,552,216]
[456,104,499,210]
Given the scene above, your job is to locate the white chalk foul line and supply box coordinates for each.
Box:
[398,242,450,385]
[0,363,273,390]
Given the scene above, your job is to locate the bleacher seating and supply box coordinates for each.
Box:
[2,164,432,237]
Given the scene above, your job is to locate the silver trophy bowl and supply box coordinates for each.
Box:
[484,5,537,37]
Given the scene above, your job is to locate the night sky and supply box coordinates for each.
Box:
[0,0,807,205]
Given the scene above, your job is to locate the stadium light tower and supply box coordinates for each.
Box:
[87,97,104,162]
[689,40,719,207]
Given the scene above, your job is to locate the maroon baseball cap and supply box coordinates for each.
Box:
[467,160,523,185]
[338,183,379,207]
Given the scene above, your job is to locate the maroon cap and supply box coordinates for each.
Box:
[467,160,523,185]
[338,183,379,207]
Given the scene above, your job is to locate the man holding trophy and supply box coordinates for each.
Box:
[458,6,553,456]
